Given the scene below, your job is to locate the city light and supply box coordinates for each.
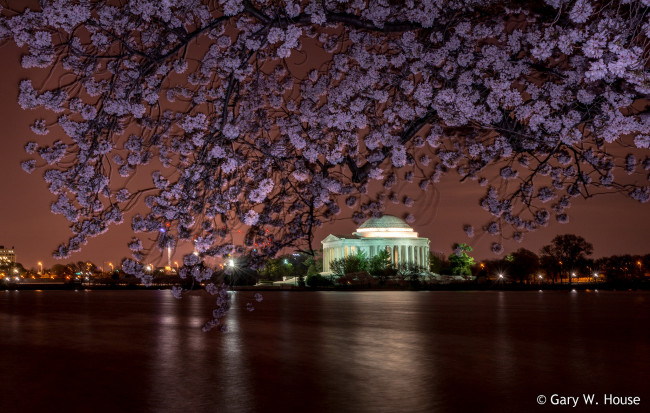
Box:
[228,259,235,268]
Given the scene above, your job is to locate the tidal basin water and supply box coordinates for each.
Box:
[1,290,648,413]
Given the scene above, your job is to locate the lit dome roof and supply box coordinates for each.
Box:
[355,215,418,238]
[358,215,412,229]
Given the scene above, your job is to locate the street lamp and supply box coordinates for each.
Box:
[174,261,179,272]
[108,262,114,272]
[38,261,43,275]
[146,264,153,273]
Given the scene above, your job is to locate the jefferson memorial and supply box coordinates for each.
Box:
[321,215,430,275]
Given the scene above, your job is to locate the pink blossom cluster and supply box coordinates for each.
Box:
[1,0,649,318]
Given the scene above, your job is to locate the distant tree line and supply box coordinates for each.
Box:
[475,234,650,285]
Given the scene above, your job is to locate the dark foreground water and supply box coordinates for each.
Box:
[0,290,648,413]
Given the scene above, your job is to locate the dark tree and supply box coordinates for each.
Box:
[330,251,368,278]
[367,249,393,285]
[595,254,645,282]
[429,252,447,275]
[540,234,593,284]
[397,262,427,288]
[303,251,323,276]
[508,248,540,284]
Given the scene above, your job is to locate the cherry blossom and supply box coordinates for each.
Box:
[0,0,648,290]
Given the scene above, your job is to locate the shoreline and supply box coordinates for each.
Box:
[2,281,649,292]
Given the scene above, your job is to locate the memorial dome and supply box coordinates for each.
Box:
[355,215,418,238]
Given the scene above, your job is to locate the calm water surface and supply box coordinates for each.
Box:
[1,290,648,413]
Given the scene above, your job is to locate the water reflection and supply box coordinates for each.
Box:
[0,290,649,413]
[147,291,254,413]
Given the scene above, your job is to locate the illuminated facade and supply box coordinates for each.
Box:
[0,246,16,264]
[321,215,430,275]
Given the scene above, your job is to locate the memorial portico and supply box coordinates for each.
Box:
[321,215,430,275]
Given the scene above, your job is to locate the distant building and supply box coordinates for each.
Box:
[0,246,16,265]
[321,215,430,275]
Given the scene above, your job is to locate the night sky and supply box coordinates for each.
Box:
[1,40,649,270]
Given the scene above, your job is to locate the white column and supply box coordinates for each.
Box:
[414,246,419,268]
[395,245,399,268]
[397,245,404,268]
[414,246,418,268]
[394,245,398,268]
[326,247,330,271]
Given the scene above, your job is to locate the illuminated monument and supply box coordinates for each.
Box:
[320,215,430,275]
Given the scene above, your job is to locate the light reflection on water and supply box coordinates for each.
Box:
[0,290,649,413]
